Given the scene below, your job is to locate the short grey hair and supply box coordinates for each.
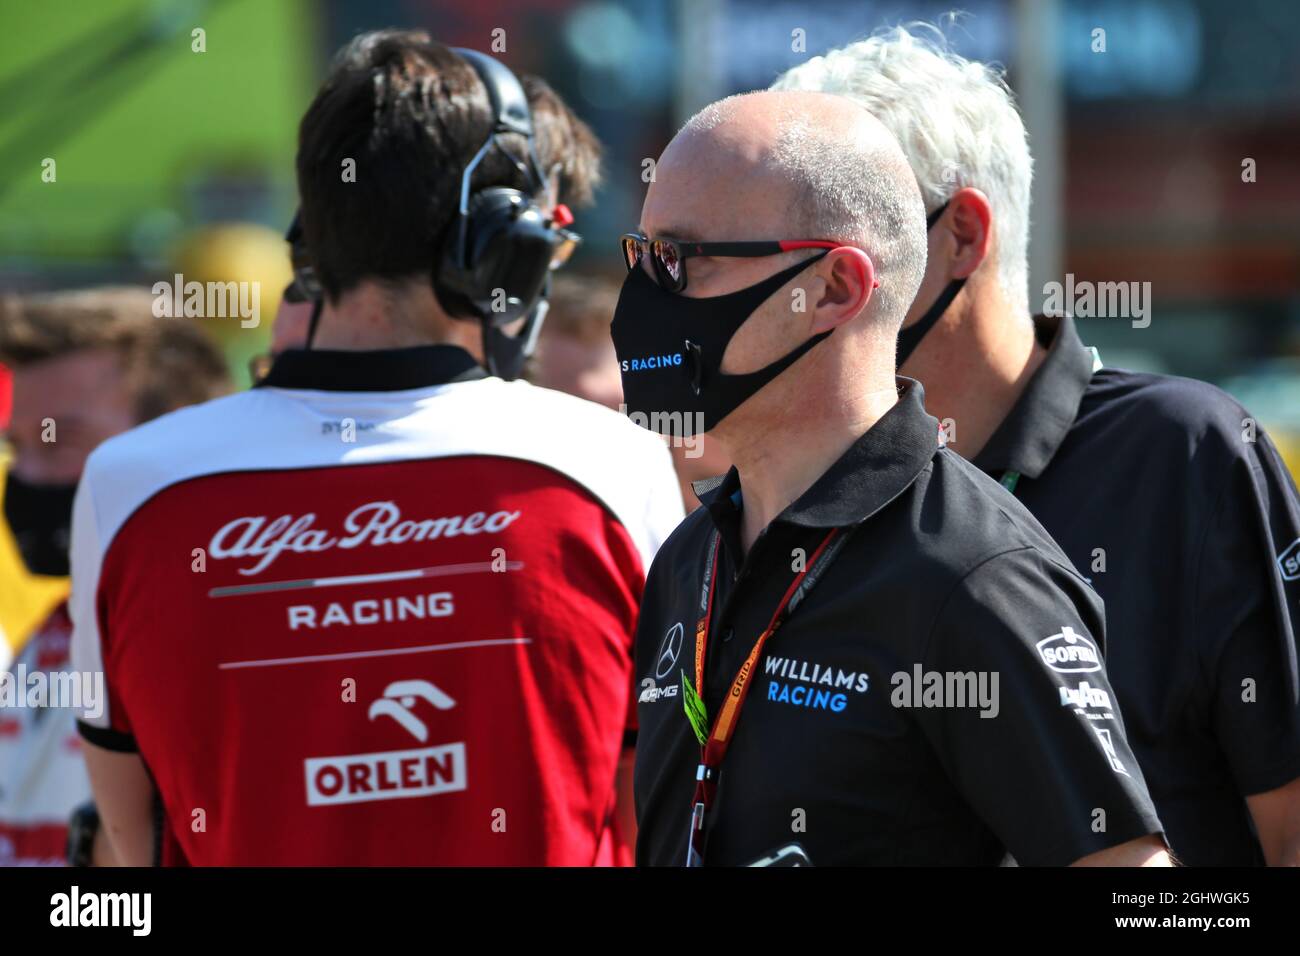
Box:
[681,93,928,329]
[772,23,1033,312]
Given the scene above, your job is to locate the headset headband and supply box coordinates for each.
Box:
[452,47,533,139]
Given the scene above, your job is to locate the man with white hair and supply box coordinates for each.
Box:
[774,24,1300,866]
[617,89,1169,866]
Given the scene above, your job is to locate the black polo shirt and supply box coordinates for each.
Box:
[973,314,1300,866]
[633,380,1163,866]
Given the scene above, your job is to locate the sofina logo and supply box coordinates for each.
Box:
[1279,538,1300,581]
[620,353,683,372]
[1036,626,1101,674]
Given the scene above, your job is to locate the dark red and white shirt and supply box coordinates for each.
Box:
[70,346,683,865]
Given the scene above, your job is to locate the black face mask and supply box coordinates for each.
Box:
[611,253,829,435]
[3,472,77,577]
[896,201,967,368]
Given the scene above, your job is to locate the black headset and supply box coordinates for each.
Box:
[284,47,579,380]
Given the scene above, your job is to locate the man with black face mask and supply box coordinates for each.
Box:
[0,288,229,866]
[619,90,1171,867]
[774,25,1300,866]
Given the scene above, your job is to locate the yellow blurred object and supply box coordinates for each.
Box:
[1271,430,1300,484]
[0,459,69,659]
[172,222,293,387]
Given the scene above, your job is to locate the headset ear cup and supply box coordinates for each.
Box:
[435,189,506,308]
[436,188,559,327]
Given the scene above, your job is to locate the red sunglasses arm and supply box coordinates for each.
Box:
[776,240,840,252]
[777,241,881,289]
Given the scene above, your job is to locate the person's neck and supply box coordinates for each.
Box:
[901,281,1046,461]
[718,373,900,557]
[309,284,480,354]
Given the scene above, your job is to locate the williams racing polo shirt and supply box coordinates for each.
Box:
[633,379,1163,866]
[973,314,1300,866]
[70,345,683,865]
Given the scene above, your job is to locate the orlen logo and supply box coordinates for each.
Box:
[1279,538,1300,582]
[1036,626,1101,674]
[304,744,466,807]
[304,680,466,806]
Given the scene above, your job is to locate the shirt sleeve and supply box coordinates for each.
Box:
[642,440,687,564]
[68,462,137,751]
[1200,431,1300,795]
[627,442,684,746]
[916,547,1164,866]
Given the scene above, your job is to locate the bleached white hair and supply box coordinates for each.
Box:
[771,23,1033,312]
[680,92,928,329]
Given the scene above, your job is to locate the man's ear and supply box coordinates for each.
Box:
[943,187,993,281]
[811,246,876,334]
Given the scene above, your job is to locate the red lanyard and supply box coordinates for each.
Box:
[683,525,848,866]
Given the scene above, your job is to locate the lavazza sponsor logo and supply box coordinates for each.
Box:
[305,680,467,807]
[209,500,522,575]
[1060,681,1115,721]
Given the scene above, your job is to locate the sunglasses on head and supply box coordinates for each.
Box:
[621,232,843,293]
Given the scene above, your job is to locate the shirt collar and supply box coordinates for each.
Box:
[258,345,487,392]
[693,377,941,530]
[972,314,1093,479]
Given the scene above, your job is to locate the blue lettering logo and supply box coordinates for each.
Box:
[619,353,683,373]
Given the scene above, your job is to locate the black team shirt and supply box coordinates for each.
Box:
[973,314,1300,866]
[633,380,1164,866]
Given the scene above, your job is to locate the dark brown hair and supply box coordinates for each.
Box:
[296,30,602,302]
[0,287,232,422]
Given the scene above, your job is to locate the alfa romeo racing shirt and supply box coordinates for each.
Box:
[973,314,1300,865]
[70,345,683,865]
[633,379,1164,866]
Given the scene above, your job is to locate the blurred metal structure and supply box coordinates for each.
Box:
[1014,0,1064,310]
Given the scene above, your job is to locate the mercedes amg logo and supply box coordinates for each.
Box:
[655,622,685,680]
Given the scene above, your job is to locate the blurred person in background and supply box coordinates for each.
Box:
[247,283,318,384]
[0,287,230,866]
[534,272,731,510]
[774,23,1300,866]
[72,31,682,866]
[170,222,294,389]
[0,364,69,671]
